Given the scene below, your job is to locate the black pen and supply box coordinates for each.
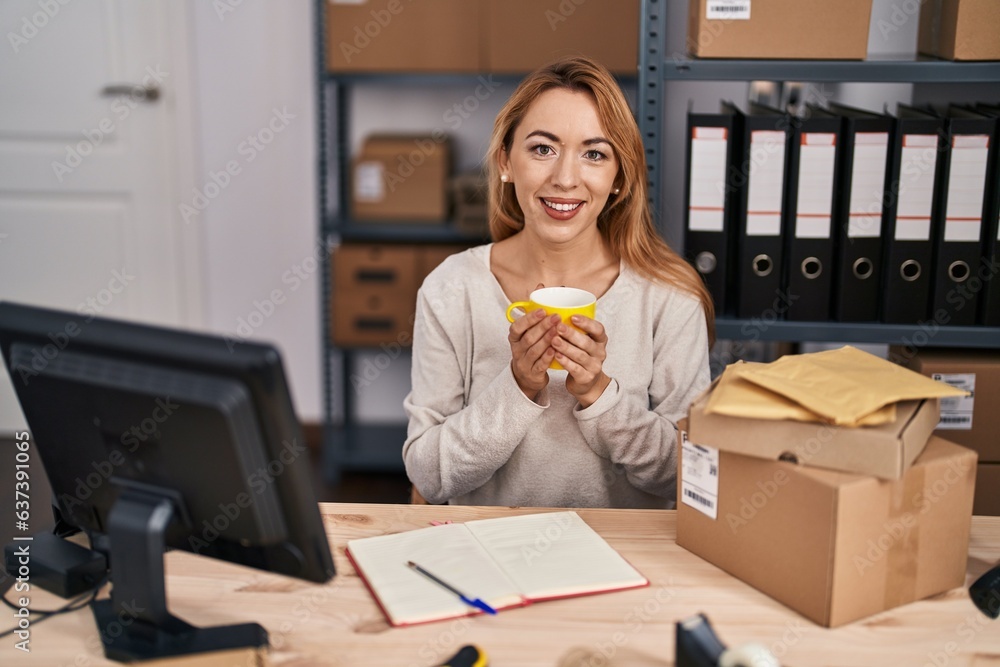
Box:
[406,560,498,615]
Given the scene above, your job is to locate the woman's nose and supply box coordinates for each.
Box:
[551,155,579,189]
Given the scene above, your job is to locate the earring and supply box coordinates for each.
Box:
[613,187,620,195]
[501,174,509,183]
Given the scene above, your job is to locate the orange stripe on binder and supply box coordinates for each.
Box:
[903,134,937,148]
[693,127,727,140]
[802,133,836,146]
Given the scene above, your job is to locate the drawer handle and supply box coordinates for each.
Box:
[356,269,396,283]
[355,318,395,331]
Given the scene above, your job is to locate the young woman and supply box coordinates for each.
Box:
[403,57,714,508]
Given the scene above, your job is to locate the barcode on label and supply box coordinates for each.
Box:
[706,0,751,20]
[940,416,971,425]
[685,489,715,508]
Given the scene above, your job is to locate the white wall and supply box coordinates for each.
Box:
[188,0,322,421]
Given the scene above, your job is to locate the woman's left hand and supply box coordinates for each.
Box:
[551,315,612,408]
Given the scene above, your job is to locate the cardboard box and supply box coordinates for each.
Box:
[677,426,978,627]
[918,0,1000,61]
[352,135,451,222]
[891,347,1000,463]
[486,0,638,74]
[687,379,940,479]
[687,0,872,59]
[974,464,1000,515]
[332,244,419,347]
[326,0,483,72]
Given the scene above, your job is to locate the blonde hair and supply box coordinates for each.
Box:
[486,56,715,345]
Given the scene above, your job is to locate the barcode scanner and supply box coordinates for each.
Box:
[969,565,1000,619]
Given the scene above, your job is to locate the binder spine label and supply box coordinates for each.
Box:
[689,127,728,233]
[895,134,938,241]
[746,130,785,236]
[681,432,719,520]
[932,373,975,430]
[706,0,750,20]
[944,134,989,243]
[795,132,836,239]
[847,133,889,239]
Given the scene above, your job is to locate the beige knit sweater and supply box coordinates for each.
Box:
[402,244,710,508]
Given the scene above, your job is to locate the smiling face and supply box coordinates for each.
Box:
[498,88,619,246]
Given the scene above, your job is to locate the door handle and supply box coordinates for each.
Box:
[100,84,160,102]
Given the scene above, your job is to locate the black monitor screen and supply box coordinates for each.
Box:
[0,301,335,660]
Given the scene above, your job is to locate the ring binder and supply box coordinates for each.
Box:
[928,106,995,326]
[826,103,895,322]
[882,105,944,324]
[725,102,791,320]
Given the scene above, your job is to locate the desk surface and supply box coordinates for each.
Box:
[2,503,999,666]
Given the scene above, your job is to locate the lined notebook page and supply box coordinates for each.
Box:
[465,512,648,600]
[346,523,524,625]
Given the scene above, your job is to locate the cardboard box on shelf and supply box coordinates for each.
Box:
[974,464,1000,515]
[687,0,872,59]
[332,244,419,347]
[891,347,1000,463]
[326,0,483,72]
[486,0,638,74]
[687,378,940,479]
[918,0,1000,61]
[352,135,451,222]
[677,424,978,628]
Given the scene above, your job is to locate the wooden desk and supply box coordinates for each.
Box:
[2,503,998,666]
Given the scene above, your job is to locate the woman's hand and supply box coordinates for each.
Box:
[508,308,561,401]
[551,315,612,408]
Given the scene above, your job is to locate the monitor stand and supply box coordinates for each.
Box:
[91,488,268,662]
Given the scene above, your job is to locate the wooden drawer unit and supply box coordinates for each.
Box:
[331,243,474,347]
[332,244,419,347]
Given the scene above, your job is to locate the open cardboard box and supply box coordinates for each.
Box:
[687,377,940,479]
[677,422,977,628]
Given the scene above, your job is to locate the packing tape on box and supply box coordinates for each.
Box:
[883,466,924,609]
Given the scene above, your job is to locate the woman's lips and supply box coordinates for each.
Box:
[541,198,583,219]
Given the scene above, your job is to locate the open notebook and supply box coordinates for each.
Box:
[346,511,649,627]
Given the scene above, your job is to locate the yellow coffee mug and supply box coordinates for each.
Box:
[505,286,597,370]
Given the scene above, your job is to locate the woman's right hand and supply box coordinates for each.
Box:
[508,308,561,401]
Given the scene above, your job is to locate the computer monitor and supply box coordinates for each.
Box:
[0,301,335,661]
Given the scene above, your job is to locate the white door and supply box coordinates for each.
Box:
[0,0,199,432]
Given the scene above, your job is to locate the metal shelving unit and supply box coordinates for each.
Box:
[317,0,438,483]
[639,0,1000,347]
[317,2,644,482]
[314,7,536,482]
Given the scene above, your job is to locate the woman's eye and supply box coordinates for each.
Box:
[585,150,607,161]
[534,145,553,156]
